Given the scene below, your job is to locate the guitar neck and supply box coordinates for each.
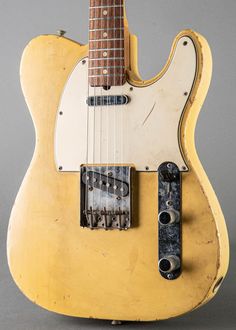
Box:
[89,0,127,87]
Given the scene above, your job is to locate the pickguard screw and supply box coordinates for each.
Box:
[183,41,188,46]
[184,92,188,96]
[130,87,133,91]
[145,166,149,171]
[82,59,86,65]
[59,166,63,171]
[59,111,63,115]
[182,166,187,171]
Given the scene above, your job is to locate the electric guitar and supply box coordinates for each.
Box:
[7,0,229,322]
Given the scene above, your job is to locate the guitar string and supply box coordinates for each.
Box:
[105,0,109,224]
[117,0,125,224]
[85,1,91,227]
[120,0,125,225]
[121,0,124,228]
[92,0,97,224]
[121,0,124,227]
[98,0,104,224]
[113,1,116,221]
[99,1,103,223]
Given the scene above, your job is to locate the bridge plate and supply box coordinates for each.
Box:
[80,166,133,230]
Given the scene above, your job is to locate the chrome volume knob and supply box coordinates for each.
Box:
[158,209,179,225]
[158,255,180,273]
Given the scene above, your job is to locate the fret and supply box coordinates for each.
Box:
[90,21,124,30]
[90,30,124,40]
[89,57,124,61]
[89,74,125,77]
[89,65,125,74]
[89,66,125,70]
[90,0,123,6]
[90,5,123,9]
[90,38,124,42]
[90,51,124,60]
[89,70,125,78]
[89,16,123,21]
[89,48,124,51]
[89,27,124,32]
[89,77,126,87]
[90,41,124,50]
[90,8,123,19]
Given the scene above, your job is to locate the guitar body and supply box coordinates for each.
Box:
[7,29,229,321]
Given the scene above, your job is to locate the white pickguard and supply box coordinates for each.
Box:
[55,37,197,172]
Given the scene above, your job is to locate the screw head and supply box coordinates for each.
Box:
[59,166,63,171]
[166,200,173,207]
[57,29,66,37]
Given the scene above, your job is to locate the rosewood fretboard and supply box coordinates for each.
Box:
[89,0,126,87]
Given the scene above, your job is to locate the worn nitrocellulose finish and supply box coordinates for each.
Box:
[7,18,229,322]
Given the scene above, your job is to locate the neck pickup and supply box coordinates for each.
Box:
[87,95,129,106]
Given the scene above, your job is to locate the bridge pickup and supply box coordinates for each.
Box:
[87,95,129,107]
[80,166,133,230]
[82,171,129,197]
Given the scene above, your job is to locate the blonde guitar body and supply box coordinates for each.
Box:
[7,28,229,321]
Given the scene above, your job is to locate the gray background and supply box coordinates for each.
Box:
[0,0,235,329]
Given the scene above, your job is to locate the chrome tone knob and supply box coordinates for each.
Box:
[158,255,180,273]
[158,209,179,225]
